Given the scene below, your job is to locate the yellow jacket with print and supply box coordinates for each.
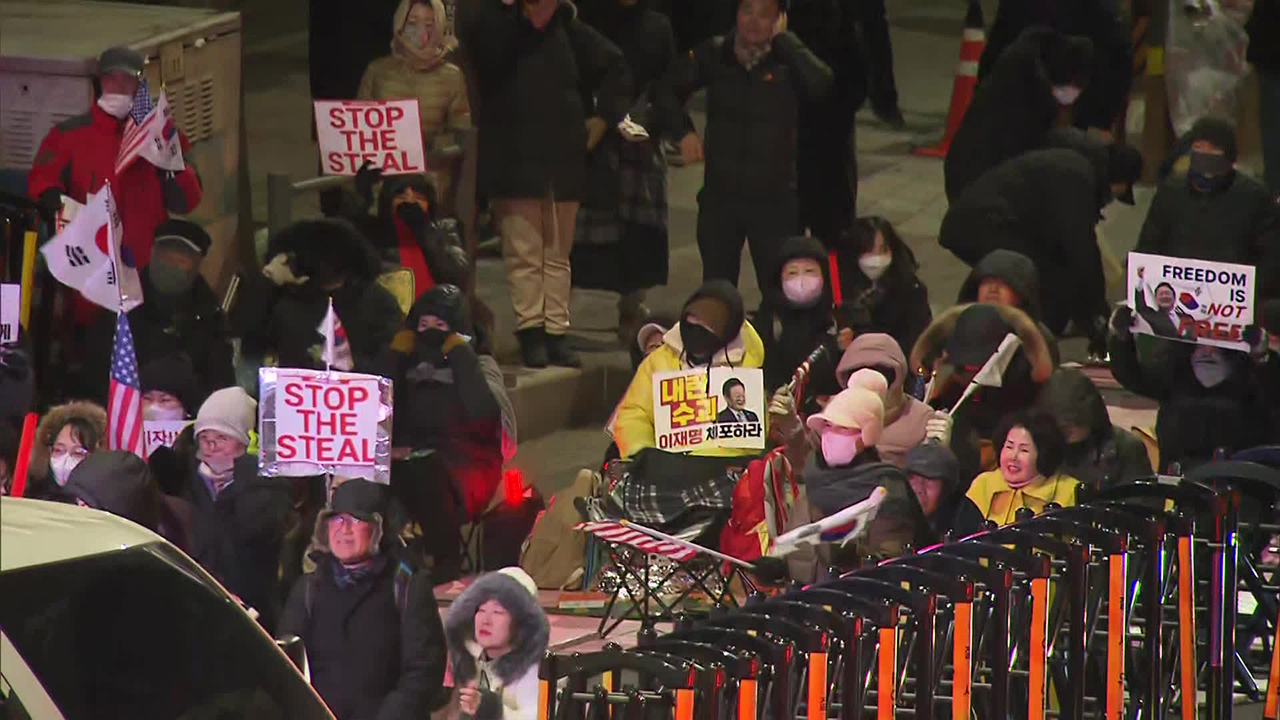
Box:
[613,321,766,459]
[966,470,1080,526]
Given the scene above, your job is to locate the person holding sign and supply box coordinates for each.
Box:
[357,0,471,210]
[458,0,633,368]
[179,387,292,633]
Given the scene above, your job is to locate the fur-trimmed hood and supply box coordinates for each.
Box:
[909,303,1054,384]
[28,401,107,483]
[445,571,549,687]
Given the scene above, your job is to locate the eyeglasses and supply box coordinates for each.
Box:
[49,446,90,461]
[198,433,235,450]
[328,514,370,528]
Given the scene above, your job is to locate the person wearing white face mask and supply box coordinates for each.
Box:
[1109,310,1274,472]
[25,402,107,501]
[830,217,931,358]
[28,46,202,274]
[753,236,843,404]
[177,386,292,633]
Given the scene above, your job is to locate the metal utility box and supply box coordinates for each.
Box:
[0,1,243,293]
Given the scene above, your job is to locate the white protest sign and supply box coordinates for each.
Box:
[1126,252,1255,351]
[652,367,766,453]
[144,420,190,457]
[259,368,393,483]
[0,283,19,344]
[314,99,426,176]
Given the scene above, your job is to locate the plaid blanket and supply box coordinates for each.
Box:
[612,449,746,527]
[575,134,667,248]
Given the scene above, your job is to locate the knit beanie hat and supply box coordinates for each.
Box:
[806,368,887,445]
[497,566,539,599]
[1187,116,1239,164]
[194,387,257,446]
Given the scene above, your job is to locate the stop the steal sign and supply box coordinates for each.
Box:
[314,99,426,175]
[260,368,393,482]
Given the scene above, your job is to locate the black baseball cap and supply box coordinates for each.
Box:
[98,47,144,77]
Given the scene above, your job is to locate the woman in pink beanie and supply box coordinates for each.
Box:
[801,368,930,560]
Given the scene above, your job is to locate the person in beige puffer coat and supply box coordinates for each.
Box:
[358,0,471,209]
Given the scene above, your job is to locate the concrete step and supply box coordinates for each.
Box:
[498,345,633,445]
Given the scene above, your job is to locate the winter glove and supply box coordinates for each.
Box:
[36,189,62,227]
[353,160,382,207]
[1109,306,1135,341]
[263,253,309,287]
[395,201,428,230]
[1243,325,1270,360]
[441,333,468,355]
[924,410,953,446]
[768,385,803,440]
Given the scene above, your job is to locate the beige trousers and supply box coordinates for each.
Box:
[493,196,579,335]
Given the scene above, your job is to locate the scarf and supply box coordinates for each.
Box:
[395,216,436,293]
[198,462,236,500]
[391,0,453,72]
[733,34,771,70]
[330,554,387,589]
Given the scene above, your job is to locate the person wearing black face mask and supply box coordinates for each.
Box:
[383,284,503,582]
[1137,117,1278,279]
[84,219,235,407]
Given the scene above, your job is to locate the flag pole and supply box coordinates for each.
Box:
[323,297,335,375]
[103,181,128,316]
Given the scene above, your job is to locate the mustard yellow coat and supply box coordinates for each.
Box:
[966,470,1080,526]
[613,322,766,460]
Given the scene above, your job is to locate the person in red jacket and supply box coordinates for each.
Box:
[27,46,202,270]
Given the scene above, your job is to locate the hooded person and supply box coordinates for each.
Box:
[941,140,1142,339]
[802,369,931,558]
[835,333,944,467]
[955,250,1061,363]
[830,216,932,357]
[180,387,292,632]
[754,236,841,396]
[901,442,985,538]
[357,0,470,210]
[614,280,766,460]
[237,218,402,374]
[1109,307,1274,472]
[944,27,1095,202]
[1038,368,1153,489]
[966,409,1080,524]
[445,567,549,720]
[279,478,447,720]
[63,450,193,551]
[25,401,107,501]
[84,219,235,405]
[373,174,468,286]
[1136,116,1277,269]
[139,354,199,421]
[911,302,1056,484]
[385,284,503,582]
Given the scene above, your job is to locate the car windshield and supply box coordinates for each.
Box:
[0,542,331,720]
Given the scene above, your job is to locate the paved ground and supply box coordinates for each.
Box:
[235,0,1259,497]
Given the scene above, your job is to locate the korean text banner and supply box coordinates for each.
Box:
[652,367,766,452]
[314,99,426,176]
[1126,252,1255,351]
[258,368,393,483]
[143,420,189,458]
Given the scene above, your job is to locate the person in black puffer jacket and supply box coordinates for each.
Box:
[458,0,632,368]
[754,235,840,396]
[279,478,447,720]
[237,217,402,374]
[944,27,1094,202]
[384,284,502,582]
[63,450,193,552]
[1037,368,1152,490]
[832,216,932,358]
[656,0,833,287]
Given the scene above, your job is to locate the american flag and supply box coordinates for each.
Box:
[574,521,699,562]
[107,313,145,457]
[115,79,156,175]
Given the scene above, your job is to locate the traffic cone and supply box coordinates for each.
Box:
[912,0,985,158]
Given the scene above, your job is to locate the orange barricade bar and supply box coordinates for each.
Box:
[878,627,898,720]
[808,652,828,720]
[1029,577,1049,720]
[1106,553,1127,720]
[739,678,758,720]
[953,601,972,720]
[1178,537,1198,720]
[538,679,551,720]
[602,670,614,718]
[1265,609,1279,720]
[675,688,695,720]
